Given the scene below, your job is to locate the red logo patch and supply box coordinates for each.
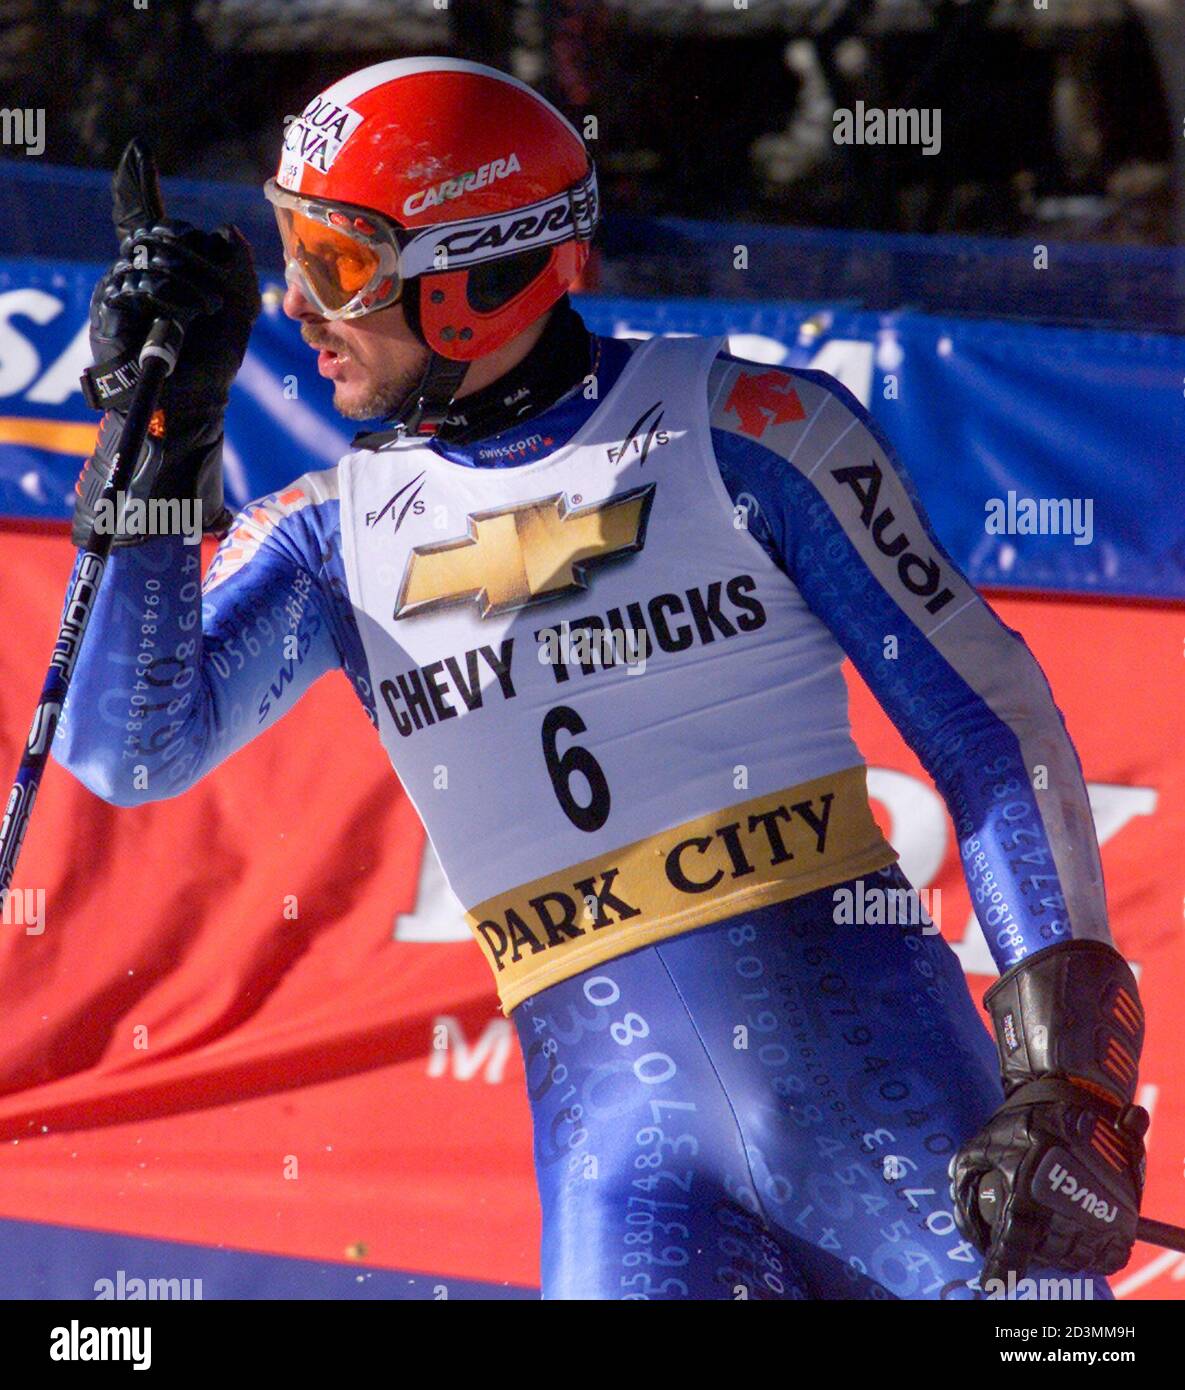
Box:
[724,370,805,439]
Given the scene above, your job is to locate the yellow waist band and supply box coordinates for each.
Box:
[466,765,897,1013]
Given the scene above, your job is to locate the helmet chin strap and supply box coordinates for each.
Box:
[395,351,472,436]
[351,294,592,451]
[362,272,472,438]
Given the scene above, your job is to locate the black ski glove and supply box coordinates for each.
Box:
[950,939,1149,1284]
[73,139,260,547]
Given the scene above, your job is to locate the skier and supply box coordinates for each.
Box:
[57,57,1148,1300]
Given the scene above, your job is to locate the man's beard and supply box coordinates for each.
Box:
[333,371,418,423]
[299,325,428,423]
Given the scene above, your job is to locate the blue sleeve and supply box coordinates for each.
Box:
[708,355,1110,973]
[52,478,369,807]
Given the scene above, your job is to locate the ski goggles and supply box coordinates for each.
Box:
[264,168,599,321]
[265,180,403,319]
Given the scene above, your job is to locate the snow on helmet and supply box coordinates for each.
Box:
[265,56,599,365]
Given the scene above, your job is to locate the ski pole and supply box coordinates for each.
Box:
[0,143,183,906]
[1136,1215,1185,1255]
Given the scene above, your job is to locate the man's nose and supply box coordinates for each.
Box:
[282,279,324,323]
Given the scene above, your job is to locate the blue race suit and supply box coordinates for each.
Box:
[53,328,1112,1299]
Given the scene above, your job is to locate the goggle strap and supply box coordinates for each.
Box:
[398,168,601,280]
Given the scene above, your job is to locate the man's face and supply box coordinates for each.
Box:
[282,281,432,421]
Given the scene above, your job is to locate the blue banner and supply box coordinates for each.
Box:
[1,255,1182,600]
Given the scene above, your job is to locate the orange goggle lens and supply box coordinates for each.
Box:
[275,206,384,311]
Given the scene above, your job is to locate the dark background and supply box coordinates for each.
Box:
[0,0,1179,246]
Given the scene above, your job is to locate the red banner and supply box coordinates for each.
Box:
[1,526,1181,1297]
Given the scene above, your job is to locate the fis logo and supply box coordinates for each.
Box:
[367,472,427,529]
[607,401,667,466]
[394,485,655,620]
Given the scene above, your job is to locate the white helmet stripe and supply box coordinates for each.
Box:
[319,56,587,148]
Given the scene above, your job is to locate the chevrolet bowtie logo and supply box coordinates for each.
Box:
[393,484,656,619]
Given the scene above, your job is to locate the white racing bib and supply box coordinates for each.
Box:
[339,334,895,1009]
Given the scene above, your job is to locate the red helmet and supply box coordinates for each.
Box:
[265,57,599,364]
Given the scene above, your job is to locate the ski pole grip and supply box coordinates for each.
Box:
[139,317,184,375]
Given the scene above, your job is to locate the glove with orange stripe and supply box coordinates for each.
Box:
[73,140,259,548]
[950,940,1149,1284]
